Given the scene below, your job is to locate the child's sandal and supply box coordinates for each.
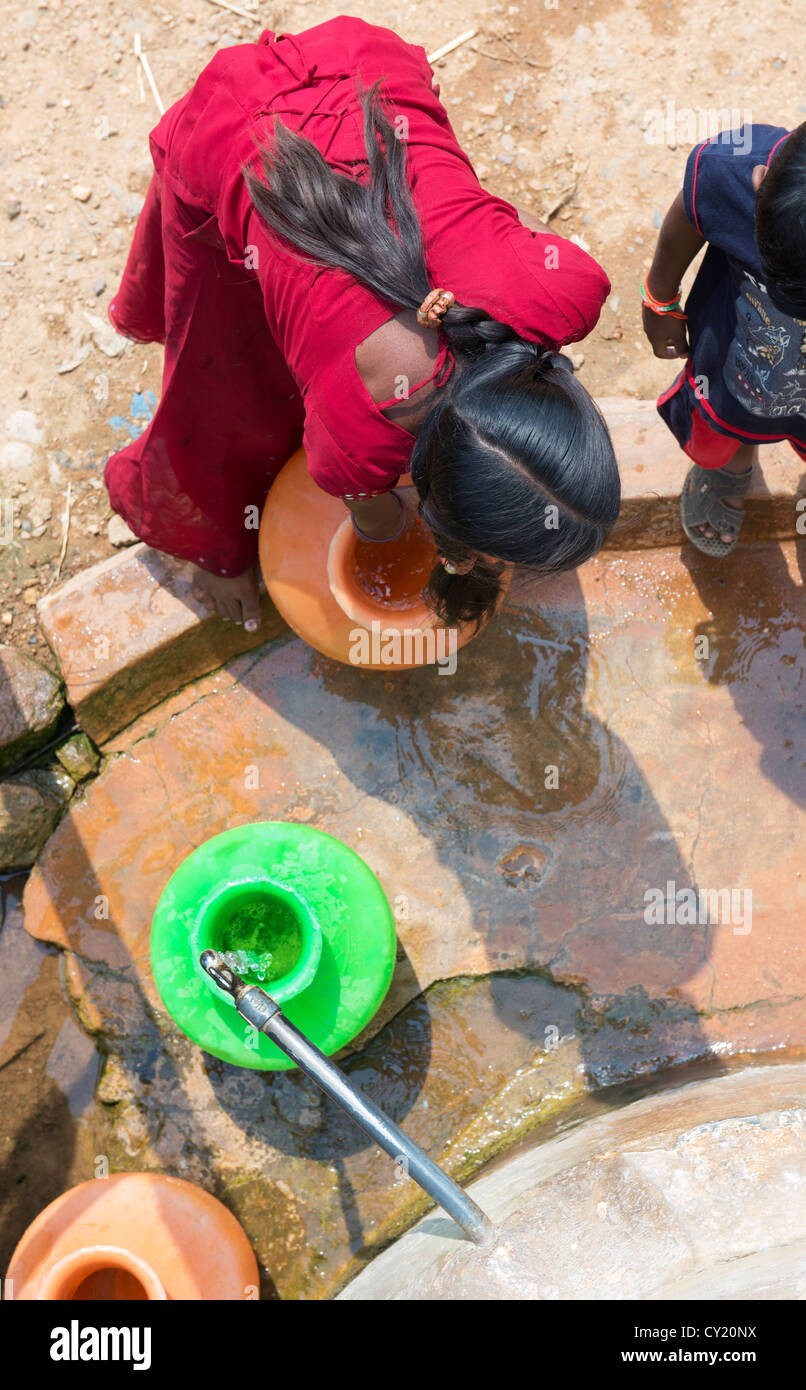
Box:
[679,462,754,557]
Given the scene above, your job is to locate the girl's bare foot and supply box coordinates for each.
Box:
[191,565,262,632]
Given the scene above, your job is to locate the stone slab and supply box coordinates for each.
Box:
[339,1062,806,1300]
[36,544,288,744]
[601,397,806,549]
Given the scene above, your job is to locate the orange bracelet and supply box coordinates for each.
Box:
[641,274,687,320]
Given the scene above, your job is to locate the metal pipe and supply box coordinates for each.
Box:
[200,949,495,1247]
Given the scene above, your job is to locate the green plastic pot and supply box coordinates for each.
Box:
[150,823,397,1071]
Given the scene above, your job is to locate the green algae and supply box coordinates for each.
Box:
[219,897,302,985]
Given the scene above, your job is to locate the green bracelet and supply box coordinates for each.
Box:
[640,277,684,315]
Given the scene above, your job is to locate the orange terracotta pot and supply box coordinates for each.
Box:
[7,1173,259,1301]
[259,448,508,670]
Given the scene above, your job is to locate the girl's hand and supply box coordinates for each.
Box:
[191,564,263,631]
[642,304,690,359]
[344,490,409,540]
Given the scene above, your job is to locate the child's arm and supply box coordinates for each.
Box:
[643,191,705,358]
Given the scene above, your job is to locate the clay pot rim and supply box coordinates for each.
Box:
[326,516,437,632]
[39,1244,168,1301]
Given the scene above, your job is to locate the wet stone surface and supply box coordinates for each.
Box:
[0,644,64,774]
[0,875,101,1274]
[20,541,806,1297]
[0,769,72,871]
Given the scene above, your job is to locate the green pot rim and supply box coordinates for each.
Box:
[194,875,324,1005]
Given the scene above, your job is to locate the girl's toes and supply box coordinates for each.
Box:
[241,600,262,634]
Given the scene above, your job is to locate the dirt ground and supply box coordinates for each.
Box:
[1,0,802,664]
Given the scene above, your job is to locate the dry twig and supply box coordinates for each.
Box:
[53,481,73,586]
[487,29,549,69]
[470,45,516,64]
[134,33,165,116]
[427,29,477,64]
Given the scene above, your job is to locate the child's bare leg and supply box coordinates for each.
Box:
[191,565,262,631]
[695,443,757,543]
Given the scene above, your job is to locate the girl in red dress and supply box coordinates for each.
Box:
[106,17,619,633]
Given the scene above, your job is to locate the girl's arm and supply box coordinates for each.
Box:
[343,491,409,539]
[516,206,553,237]
[643,191,706,358]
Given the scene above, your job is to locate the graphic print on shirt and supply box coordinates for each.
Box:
[723,272,806,419]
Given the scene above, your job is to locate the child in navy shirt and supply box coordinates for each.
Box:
[643,122,806,555]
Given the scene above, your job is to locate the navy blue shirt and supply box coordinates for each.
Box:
[681,124,806,445]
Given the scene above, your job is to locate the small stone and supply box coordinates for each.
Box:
[56,344,90,374]
[84,310,124,358]
[92,276,106,296]
[28,495,52,537]
[0,441,33,479]
[107,514,138,547]
[0,773,65,870]
[36,765,75,801]
[71,184,92,202]
[5,409,43,444]
[0,644,65,774]
[55,732,100,781]
[1,613,13,626]
[7,199,22,220]
[97,1054,135,1105]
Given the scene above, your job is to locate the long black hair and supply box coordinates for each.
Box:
[246,79,620,626]
[755,120,806,319]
